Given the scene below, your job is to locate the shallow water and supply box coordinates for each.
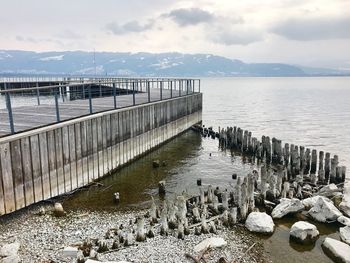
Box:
[5,77,347,262]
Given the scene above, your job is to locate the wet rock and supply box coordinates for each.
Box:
[193,237,227,253]
[53,202,66,217]
[271,198,304,219]
[308,197,342,222]
[290,221,319,244]
[152,160,160,168]
[338,216,350,227]
[319,183,340,197]
[245,212,275,234]
[340,226,350,245]
[0,242,20,257]
[322,237,350,263]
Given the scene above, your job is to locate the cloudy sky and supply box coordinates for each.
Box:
[1,0,349,69]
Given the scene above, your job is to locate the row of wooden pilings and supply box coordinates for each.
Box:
[195,125,346,185]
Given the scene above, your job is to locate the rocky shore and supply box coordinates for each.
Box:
[0,202,269,263]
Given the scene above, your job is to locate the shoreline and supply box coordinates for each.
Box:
[0,202,270,263]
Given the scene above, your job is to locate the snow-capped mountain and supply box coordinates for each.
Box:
[0,50,347,77]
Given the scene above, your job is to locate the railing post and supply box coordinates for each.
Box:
[54,89,60,122]
[170,80,173,98]
[5,91,15,134]
[179,80,182,97]
[199,79,201,93]
[36,82,40,105]
[88,85,93,114]
[99,81,102,97]
[186,80,189,95]
[113,82,117,109]
[160,80,163,100]
[132,81,136,105]
[147,81,151,103]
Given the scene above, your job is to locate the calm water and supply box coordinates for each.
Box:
[56,77,350,262]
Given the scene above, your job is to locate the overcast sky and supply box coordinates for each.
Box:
[1,0,349,69]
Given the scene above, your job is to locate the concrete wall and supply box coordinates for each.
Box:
[0,93,202,215]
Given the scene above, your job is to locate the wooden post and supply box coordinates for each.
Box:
[330,155,338,184]
[325,152,331,182]
[318,151,325,182]
[305,148,311,174]
[311,149,317,174]
[261,166,267,199]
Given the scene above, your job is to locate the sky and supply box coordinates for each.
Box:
[0,0,349,69]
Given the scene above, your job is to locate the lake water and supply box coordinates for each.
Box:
[64,77,350,263]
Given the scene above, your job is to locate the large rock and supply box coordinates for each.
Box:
[245,212,275,234]
[322,237,350,263]
[0,242,20,257]
[271,198,304,219]
[308,196,342,222]
[194,237,227,252]
[338,216,350,227]
[289,221,319,244]
[0,255,20,263]
[62,246,78,258]
[340,226,350,245]
[340,183,350,217]
[302,196,332,209]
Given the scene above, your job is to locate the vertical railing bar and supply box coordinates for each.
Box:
[170,80,173,98]
[132,81,136,106]
[54,88,60,122]
[113,82,117,109]
[88,84,93,114]
[5,90,15,134]
[160,80,163,101]
[36,82,40,105]
[147,81,151,103]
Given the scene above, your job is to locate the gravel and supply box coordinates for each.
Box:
[0,203,270,263]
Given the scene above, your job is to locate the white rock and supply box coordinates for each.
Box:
[322,237,350,263]
[338,216,350,226]
[62,246,78,258]
[271,198,304,219]
[0,255,20,263]
[194,237,227,252]
[0,242,20,257]
[302,196,332,209]
[308,196,342,222]
[319,183,338,194]
[245,212,275,234]
[340,226,350,245]
[340,183,350,217]
[290,221,319,243]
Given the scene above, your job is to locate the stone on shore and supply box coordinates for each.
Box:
[53,202,66,217]
[86,260,132,263]
[322,237,350,263]
[245,212,275,234]
[302,196,331,209]
[62,246,78,258]
[340,184,350,217]
[271,198,304,219]
[289,221,319,244]
[338,216,350,226]
[0,255,20,263]
[0,242,20,257]
[340,226,350,245]
[308,196,342,222]
[194,237,227,252]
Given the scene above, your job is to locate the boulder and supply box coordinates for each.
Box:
[338,216,350,227]
[322,237,350,263]
[319,183,338,194]
[53,202,66,217]
[194,237,227,252]
[245,212,275,234]
[271,198,304,219]
[302,196,332,209]
[340,226,350,245]
[0,242,20,257]
[62,246,78,258]
[340,183,350,217]
[289,221,319,244]
[308,196,342,222]
[0,255,20,263]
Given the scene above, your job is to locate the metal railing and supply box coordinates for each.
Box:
[0,78,201,135]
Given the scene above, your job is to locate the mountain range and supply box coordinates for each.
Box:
[0,50,348,77]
